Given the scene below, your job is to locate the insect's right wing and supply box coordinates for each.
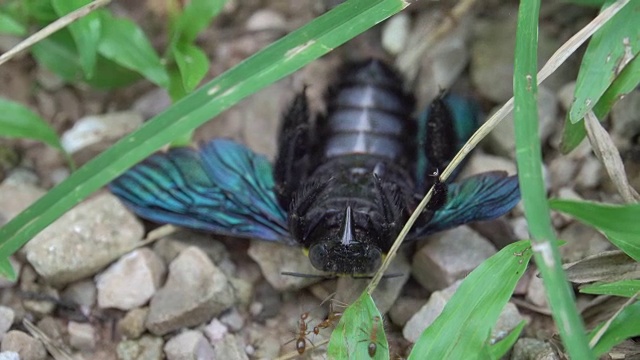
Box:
[109,139,293,244]
[410,171,520,238]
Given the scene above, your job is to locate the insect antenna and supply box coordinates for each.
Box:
[280,271,338,279]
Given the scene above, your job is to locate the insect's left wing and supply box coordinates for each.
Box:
[410,171,520,238]
[109,139,293,243]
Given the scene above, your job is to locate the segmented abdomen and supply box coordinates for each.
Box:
[319,60,416,163]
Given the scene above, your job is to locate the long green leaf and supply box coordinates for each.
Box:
[0,13,27,35]
[489,321,526,360]
[569,1,640,123]
[512,1,593,358]
[550,199,640,233]
[0,0,407,272]
[407,241,531,359]
[581,280,640,297]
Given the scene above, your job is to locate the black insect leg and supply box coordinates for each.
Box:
[416,176,448,228]
[288,180,331,246]
[274,89,313,208]
[372,173,404,247]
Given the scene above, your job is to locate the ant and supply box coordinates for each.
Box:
[313,300,344,335]
[285,311,314,355]
[359,315,386,358]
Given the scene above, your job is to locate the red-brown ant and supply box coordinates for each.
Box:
[359,315,386,357]
[285,311,314,355]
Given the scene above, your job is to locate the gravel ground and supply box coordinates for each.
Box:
[1,1,639,359]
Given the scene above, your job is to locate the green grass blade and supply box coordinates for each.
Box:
[589,300,640,356]
[327,293,388,359]
[0,0,407,270]
[581,280,640,297]
[0,13,27,35]
[407,241,531,360]
[569,0,640,123]
[512,1,593,358]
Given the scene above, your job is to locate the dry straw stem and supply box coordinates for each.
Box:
[584,110,640,203]
[366,0,631,294]
[0,0,112,66]
[23,318,74,360]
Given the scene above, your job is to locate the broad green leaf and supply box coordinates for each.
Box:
[31,30,141,89]
[589,300,640,356]
[0,98,63,151]
[328,293,388,359]
[31,30,83,82]
[98,14,170,88]
[0,257,16,281]
[0,0,406,274]
[171,0,225,44]
[569,1,640,123]
[52,0,102,78]
[167,67,188,102]
[550,199,640,261]
[173,43,209,93]
[489,321,526,360]
[581,280,640,297]
[562,0,608,6]
[561,53,640,153]
[0,13,26,35]
[24,0,58,23]
[407,241,532,360]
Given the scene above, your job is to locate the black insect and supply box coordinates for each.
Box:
[110,59,520,276]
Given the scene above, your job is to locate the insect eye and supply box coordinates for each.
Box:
[308,243,330,271]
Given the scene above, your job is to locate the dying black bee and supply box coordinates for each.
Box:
[110,59,520,275]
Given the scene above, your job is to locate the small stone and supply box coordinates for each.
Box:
[245,9,287,32]
[382,12,410,55]
[388,297,425,327]
[557,82,576,111]
[152,230,228,265]
[525,275,548,308]
[68,321,96,351]
[576,156,602,190]
[492,302,526,342]
[1,331,47,360]
[248,240,323,291]
[228,277,253,307]
[411,226,496,292]
[132,88,171,120]
[61,279,96,308]
[211,334,248,360]
[96,248,166,310]
[219,308,245,332]
[146,247,234,335]
[164,330,215,360]
[34,317,64,350]
[61,111,144,163]
[118,307,149,340]
[21,285,58,316]
[116,335,163,360]
[512,338,559,360]
[0,307,14,341]
[203,318,228,342]
[0,182,46,223]
[611,89,640,151]
[0,352,19,360]
[24,193,143,287]
[547,156,579,190]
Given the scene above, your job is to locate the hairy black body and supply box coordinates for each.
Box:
[274,60,451,274]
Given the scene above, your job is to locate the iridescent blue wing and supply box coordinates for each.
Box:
[109,139,292,243]
[410,171,520,237]
[415,94,480,189]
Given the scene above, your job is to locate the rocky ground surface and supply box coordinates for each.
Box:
[1,0,639,359]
